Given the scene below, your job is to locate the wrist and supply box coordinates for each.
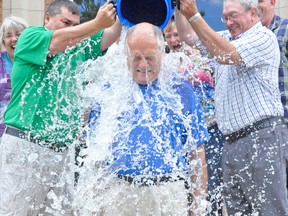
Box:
[188,12,201,23]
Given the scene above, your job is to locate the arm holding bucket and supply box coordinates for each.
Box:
[49,2,117,55]
[177,0,241,65]
[174,9,198,47]
[100,17,122,52]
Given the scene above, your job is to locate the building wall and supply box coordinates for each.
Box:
[275,0,288,18]
[1,0,52,26]
[0,0,2,23]
[0,0,288,26]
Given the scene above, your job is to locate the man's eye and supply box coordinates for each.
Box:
[133,56,141,61]
[146,56,155,62]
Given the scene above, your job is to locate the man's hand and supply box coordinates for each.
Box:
[94,1,117,30]
[179,0,199,19]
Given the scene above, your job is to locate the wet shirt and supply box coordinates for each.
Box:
[214,22,283,135]
[182,64,216,127]
[0,51,13,136]
[89,80,209,176]
[4,26,105,145]
[268,15,288,121]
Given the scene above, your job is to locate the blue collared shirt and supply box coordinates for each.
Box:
[89,79,209,176]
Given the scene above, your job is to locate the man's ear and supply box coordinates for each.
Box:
[44,12,50,25]
[250,7,258,21]
[270,0,276,7]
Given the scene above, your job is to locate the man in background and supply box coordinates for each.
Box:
[176,0,288,215]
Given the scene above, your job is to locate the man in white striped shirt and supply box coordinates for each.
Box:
[176,0,288,215]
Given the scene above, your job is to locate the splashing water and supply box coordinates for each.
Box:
[69,27,209,215]
[17,27,220,215]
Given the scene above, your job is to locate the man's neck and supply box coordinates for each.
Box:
[264,13,275,27]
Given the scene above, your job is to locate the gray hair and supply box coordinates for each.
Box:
[223,0,260,16]
[124,23,166,54]
[0,15,29,45]
[47,0,80,17]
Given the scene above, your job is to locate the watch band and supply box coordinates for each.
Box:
[188,12,201,23]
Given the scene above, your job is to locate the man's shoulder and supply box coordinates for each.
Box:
[241,22,277,42]
[20,26,52,40]
[171,75,190,86]
[22,26,46,33]
[270,15,288,31]
[274,15,288,24]
[172,79,196,97]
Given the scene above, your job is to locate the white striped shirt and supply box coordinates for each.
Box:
[214,22,283,135]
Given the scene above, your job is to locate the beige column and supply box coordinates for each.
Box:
[2,0,45,26]
[275,0,288,18]
[0,0,288,27]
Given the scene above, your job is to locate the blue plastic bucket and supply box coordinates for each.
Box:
[116,0,176,30]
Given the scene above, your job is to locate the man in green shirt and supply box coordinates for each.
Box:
[0,0,121,215]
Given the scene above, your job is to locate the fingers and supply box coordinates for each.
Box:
[108,1,116,9]
[103,1,117,19]
[103,0,116,11]
[108,2,117,21]
[95,1,117,29]
[178,0,198,18]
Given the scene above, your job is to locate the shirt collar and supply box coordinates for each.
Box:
[230,21,262,41]
[268,15,281,32]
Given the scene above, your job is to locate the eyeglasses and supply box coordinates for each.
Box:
[4,32,22,40]
[220,11,246,23]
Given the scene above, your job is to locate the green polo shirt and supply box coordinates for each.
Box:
[4,26,105,145]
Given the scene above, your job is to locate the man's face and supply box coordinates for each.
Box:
[44,7,80,30]
[127,34,162,85]
[258,0,275,27]
[222,1,256,39]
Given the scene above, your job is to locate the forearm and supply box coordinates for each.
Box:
[190,145,208,215]
[49,19,105,55]
[100,18,122,51]
[191,147,207,195]
[189,16,240,65]
[174,9,198,47]
[49,2,117,55]
[179,0,240,65]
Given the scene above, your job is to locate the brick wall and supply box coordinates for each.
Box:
[0,0,2,23]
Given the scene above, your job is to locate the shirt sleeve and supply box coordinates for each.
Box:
[177,81,210,146]
[231,28,280,69]
[15,26,53,66]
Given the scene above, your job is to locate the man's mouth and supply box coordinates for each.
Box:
[229,25,238,31]
[137,70,153,73]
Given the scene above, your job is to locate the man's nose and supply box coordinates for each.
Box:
[138,58,147,66]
